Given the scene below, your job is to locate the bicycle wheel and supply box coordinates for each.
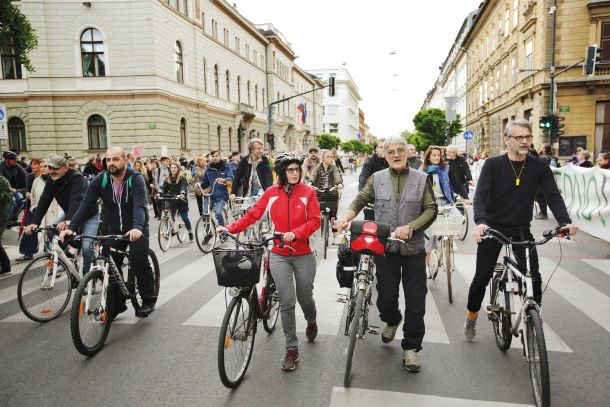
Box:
[442,239,454,303]
[427,248,439,279]
[128,248,161,312]
[526,309,550,407]
[323,213,329,260]
[344,288,365,387]
[218,296,256,388]
[176,220,188,242]
[457,204,469,241]
[17,254,73,323]
[489,272,512,351]
[158,217,171,252]
[195,216,217,254]
[262,269,280,333]
[70,268,110,356]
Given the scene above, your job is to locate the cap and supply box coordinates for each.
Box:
[47,154,69,168]
[3,151,18,160]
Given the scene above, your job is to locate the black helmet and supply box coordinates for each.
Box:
[274,152,302,173]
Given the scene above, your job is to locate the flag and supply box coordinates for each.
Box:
[297,103,307,124]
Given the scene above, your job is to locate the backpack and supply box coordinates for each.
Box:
[100,172,132,192]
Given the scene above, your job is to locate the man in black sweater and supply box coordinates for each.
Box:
[446,144,473,196]
[463,119,578,340]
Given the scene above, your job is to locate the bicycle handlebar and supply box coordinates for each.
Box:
[311,185,339,192]
[157,194,187,203]
[219,231,294,251]
[482,225,570,246]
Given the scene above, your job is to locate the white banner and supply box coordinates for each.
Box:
[552,166,610,241]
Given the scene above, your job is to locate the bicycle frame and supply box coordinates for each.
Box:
[84,246,132,315]
[344,254,375,337]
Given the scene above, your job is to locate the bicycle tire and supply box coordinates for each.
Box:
[262,275,280,333]
[442,239,454,303]
[17,254,73,323]
[195,215,217,254]
[176,220,188,243]
[458,205,469,241]
[427,250,439,279]
[128,248,161,312]
[323,213,329,260]
[158,217,171,252]
[70,268,111,356]
[344,288,365,387]
[490,273,512,351]
[526,309,550,407]
[218,296,256,388]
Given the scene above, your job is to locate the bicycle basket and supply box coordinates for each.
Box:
[157,198,172,212]
[317,191,339,213]
[427,214,464,236]
[212,247,264,287]
[336,243,360,288]
[350,220,390,255]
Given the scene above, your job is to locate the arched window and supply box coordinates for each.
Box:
[180,118,187,149]
[87,114,107,150]
[7,117,27,151]
[175,41,184,83]
[203,58,208,93]
[237,75,241,104]
[225,69,230,101]
[228,127,233,151]
[80,28,105,77]
[262,88,265,109]
[254,84,258,110]
[217,125,222,148]
[214,64,219,96]
[277,92,280,115]
[247,81,251,106]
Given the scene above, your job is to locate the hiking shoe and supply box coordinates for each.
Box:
[306,321,318,342]
[534,213,548,220]
[281,347,299,371]
[403,349,421,373]
[137,301,155,318]
[464,317,477,341]
[188,232,194,242]
[109,301,128,321]
[381,315,402,343]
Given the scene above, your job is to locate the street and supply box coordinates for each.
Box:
[1,171,609,407]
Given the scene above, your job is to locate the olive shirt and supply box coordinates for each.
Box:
[0,176,13,238]
[348,167,437,234]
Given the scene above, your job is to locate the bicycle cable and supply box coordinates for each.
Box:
[541,237,563,296]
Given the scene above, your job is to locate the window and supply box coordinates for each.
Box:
[260,55,264,68]
[525,39,533,70]
[225,69,230,100]
[212,19,218,39]
[595,101,610,152]
[87,114,107,150]
[513,0,519,28]
[262,88,265,108]
[237,75,241,104]
[524,109,532,123]
[214,64,219,96]
[503,62,509,90]
[235,36,240,53]
[80,28,105,77]
[177,0,188,16]
[217,125,222,148]
[511,55,518,85]
[245,44,250,60]
[223,28,229,46]
[329,123,339,134]
[228,127,233,150]
[496,69,500,96]
[201,12,205,32]
[602,23,610,62]
[247,80,251,106]
[254,84,258,110]
[327,105,338,116]
[180,118,187,149]
[203,58,208,93]
[489,76,494,100]
[175,41,184,83]
[253,49,257,64]
[484,80,488,102]
[1,40,22,79]
[7,117,26,151]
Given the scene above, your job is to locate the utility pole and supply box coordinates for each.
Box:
[548,0,557,145]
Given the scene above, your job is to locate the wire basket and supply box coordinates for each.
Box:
[212,247,264,287]
[428,214,465,236]
[317,191,339,213]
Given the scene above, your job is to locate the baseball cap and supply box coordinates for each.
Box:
[3,151,18,160]
[47,154,69,168]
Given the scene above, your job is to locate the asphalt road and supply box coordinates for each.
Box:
[1,170,609,407]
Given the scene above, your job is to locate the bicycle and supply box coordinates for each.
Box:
[425,202,468,303]
[312,186,339,259]
[156,194,188,251]
[456,200,469,241]
[17,227,82,322]
[340,220,404,387]
[70,234,160,356]
[194,180,225,254]
[214,231,287,388]
[229,196,263,243]
[484,225,570,407]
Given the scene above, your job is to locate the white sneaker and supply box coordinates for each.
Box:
[403,349,421,373]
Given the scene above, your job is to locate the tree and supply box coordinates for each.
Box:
[0,0,39,72]
[316,133,341,150]
[340,140,365,154]
[412,108,463,149]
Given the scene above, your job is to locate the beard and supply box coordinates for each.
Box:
[108,165,125,176]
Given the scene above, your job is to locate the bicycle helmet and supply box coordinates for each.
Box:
[273,152,303,173]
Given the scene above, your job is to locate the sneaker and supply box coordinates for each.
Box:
[109,301,128,321]
[403,349,421,373]
[189,232,194,242]
[381,315,402,343]
[137,301,155,318]
[464,315,477,341]
[15,255,33,263]
[534,213,548,220]
[281,347,299,371]
[306,321,318,342]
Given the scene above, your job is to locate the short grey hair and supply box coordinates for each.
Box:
[504,119,532,138]
[446,144,458,153]
[248,138,264,152]
[383,135,408,151]
[376,138,386,147]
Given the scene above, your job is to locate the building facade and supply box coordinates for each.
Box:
[0,0,324,160]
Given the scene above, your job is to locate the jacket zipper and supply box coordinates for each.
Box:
[286,188,293,256]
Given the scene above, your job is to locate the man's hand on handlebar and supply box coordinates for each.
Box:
[56,221,70,232]
[229,194,236,201]
[24,224,38,235]
[283,232,296,242]
[216,225,228,235]
[562,224,578,236]
[59,229,74,243]
[334,219,349,233]
[393,225,411,240]
[473,224,489,243]
[125,229,143,242]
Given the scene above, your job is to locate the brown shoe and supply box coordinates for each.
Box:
[281,347,299,371]
[306,321,318,342]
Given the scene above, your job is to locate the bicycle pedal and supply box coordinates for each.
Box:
[368,325,380,334]
[336,293,348,303]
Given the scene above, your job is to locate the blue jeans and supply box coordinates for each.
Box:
[171,208,192,231]
[249,187,261,197]
[9,192,26,221]
[203,197,227,226]
[80,214,100,275]
[19,210,38,257]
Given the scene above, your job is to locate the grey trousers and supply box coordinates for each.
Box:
[269,252,317,348]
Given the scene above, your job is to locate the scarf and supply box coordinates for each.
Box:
[422,164,455,204]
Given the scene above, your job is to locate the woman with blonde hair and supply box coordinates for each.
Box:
[160,161,193,242]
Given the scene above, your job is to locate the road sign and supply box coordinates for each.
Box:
[0,105,7,140]
[463,130,474,141]
[559,105,570,112]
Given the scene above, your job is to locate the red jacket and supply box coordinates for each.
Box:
[226,183,321,256]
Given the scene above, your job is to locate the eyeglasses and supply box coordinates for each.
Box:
[385,148,406,157]
[509,135,533,142]
[286,168,301,174]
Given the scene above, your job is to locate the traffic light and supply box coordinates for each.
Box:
[584,44,602,75]
[328,76,336,96]
[265,132,275,149]
[539,115,552,129]
[554,116,565,136]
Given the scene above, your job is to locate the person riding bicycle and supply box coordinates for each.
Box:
[302,147,320,181]
[335,136,438,373]
[60,147,157,320]
[464,119,578,341]
[309,149,344,219]
[25,155,98,277]
[0,150,27,226]
[358,138,388,220]
[445,144,473,195]
[230,138,273,200]
[159,161,194,242]
[217,152,321,372]
[200,150,233,226]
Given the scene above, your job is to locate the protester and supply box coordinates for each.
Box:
[597,152,610,169]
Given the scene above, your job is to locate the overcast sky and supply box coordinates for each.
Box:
[235,0,482,137]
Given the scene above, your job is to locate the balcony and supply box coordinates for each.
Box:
[594,62,610,76]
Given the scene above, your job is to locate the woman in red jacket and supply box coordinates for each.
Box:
[217,153,321,372]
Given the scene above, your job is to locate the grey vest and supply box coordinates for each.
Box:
[373,168,428,255]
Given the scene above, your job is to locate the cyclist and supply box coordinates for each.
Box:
[309,149,343,242]
[200,150,232,226]
[332,149,345,174]
[0,151,27,226]
[359,138,388,220]
[445,145,473,196]
[0,175,12,274]
[230,138,273,200]
[335,135,437,373]
[60,146,157,319]
[159,161,194,242]
[217,152,321,372]
[302,147,320,181]
[406,144,422,170]
[25,155,98,276]
[464,119,578,340]
[191,156,208,216]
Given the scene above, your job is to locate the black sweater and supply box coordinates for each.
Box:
[473,154,571,229]
[31,169,88,225]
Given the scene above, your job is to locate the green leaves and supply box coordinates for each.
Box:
[315,133,342,150]
[0,0,39,72]
[408,108,463,150]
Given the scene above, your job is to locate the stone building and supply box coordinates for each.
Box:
[0,0,325,160]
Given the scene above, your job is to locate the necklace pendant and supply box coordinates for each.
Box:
[516,178,520,186]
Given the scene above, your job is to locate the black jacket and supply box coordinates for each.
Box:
[32,169,88,225]
[447,155,473,185]
[0,162,27,190]
[83,161,101,177]
[358,154,388,190]
[162,177,189,210]
[231,155,273,197]
[69,169,148,234]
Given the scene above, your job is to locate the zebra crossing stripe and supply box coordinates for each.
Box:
[581,259,610,278]
[329,387,534,406]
